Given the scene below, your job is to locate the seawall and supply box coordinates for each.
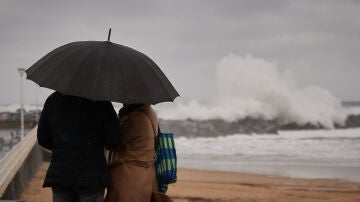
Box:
[0,128,43,200]
[1,143,43,199]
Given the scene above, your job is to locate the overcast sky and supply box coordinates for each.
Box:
[1,0,359,105]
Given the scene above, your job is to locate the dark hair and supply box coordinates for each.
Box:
[118,104,144,117]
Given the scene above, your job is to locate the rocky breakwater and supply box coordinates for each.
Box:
[159,114,360,138]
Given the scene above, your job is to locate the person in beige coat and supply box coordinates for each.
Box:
[105,104,159,202]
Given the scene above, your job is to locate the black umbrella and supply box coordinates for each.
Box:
[26,30,179,104]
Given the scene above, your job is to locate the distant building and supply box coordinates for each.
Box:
[25,110,41,122]
[0,112,11,121]
[0,109,42,122]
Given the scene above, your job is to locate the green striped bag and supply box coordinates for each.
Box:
[154,126,177,193]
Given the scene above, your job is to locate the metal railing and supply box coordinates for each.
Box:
[0,128,37,197]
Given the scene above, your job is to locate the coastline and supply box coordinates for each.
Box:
[167,168,360,202]
[20,163,360,202]
[178,156,360,183]
[175,128,360,184]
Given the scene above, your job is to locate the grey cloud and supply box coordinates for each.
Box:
[0,0,360,105]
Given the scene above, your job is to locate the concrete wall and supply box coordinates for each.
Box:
[1,143,43,200]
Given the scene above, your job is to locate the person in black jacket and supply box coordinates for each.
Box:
[37,92,123,202]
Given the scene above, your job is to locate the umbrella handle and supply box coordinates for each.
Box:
[107,28,112,42]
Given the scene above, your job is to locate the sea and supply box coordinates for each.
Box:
[175,128,360,182]
[2,128,359,182]
[1,102,360,182]
[171,101,360,182]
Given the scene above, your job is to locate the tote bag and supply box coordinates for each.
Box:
[154,126,177,193]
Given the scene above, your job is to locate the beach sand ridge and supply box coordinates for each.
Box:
[20,163,360,202]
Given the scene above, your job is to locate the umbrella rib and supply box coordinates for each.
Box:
[112,43,179,103]
[94,44,106,101]
[38,43,93,87]
[131,52,151,103]
[64,43,103,99]
[27,42,87,79]
[109,49,115,102]
[28,41,179,104]
[123,48,159,103]
[135,52,178,102]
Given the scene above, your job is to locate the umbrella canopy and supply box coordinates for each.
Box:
[26,40,179,104]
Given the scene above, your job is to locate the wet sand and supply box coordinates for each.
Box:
[21,162,360,202]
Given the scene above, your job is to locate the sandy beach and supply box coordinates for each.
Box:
[20,162,360,202]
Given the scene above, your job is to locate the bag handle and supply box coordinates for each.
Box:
[138,111,158,150]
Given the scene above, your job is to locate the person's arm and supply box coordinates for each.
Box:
[37,96,53,150]
[101,102,123,149]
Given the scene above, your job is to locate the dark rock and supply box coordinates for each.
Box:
[159,114,360,137]
[344,114,360,128]
[280,122,322,130]
[159,117,278,138]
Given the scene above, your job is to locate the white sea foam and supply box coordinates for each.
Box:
[175,128,360,161]
[175,128,360,181]
[156,54,360,128]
